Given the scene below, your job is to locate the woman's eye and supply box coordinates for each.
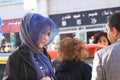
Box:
[42,31,50,36]
[47,32,50,36]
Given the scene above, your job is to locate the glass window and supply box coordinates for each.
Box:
[79,32,85,43]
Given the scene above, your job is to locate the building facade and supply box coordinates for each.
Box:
[0,0,120,51]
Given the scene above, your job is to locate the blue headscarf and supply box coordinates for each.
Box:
[19,12,59,79]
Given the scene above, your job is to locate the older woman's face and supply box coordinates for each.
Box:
[38,31,50,48]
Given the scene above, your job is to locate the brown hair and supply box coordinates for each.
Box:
[93,31,111,45]
[58,37,88,62]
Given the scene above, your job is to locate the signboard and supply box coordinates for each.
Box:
[0,18,21,33]
[50,7,120,27]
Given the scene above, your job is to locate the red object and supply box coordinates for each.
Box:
[85,44,105,56]
[47,44,105,59]
[48,50,58,59]
[0,18,21,33]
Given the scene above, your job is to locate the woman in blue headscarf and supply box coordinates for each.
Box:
[2,13,59,80]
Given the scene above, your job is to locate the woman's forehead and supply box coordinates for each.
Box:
[44,25,51,32]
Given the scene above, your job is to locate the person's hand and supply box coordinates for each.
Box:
[41,76,51,80]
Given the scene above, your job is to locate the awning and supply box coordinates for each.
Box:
[0,18,21,34]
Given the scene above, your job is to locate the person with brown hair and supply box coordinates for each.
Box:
[55,37,92,80]
[93,31,111,46]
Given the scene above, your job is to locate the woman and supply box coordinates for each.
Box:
[2,13,59,80]
[93,31,111,46]
[56,37,92,80]
[0,39,6,53]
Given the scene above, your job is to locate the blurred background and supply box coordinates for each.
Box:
[0,0,120,52]
[0,0,120,79]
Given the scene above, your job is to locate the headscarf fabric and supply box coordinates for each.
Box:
[19,12,59,54]
[19,12,59,80]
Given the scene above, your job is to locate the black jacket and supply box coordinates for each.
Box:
[2,45,51,80]
[56,60,92,80]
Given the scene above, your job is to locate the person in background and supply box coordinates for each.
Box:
[4,44,12,53]
[0,39,6,53]
[56,37,92,80]
[89,36,94,44]
[86,31,111,57]
[2,12,59,80]
[91,12,120,80]
[93,31,111,46]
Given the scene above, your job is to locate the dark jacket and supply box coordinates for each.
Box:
[2,45,51,80]
[56,60,92,80]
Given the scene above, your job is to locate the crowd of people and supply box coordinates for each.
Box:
[2,11,120,80]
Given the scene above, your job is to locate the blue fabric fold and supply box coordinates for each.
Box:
[30,50,55,80]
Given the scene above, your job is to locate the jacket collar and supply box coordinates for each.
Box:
[117,38,120,42]
[18,44,35,68]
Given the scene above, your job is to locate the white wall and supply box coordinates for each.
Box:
[0,0,120,19]
[0,0,48,20]
[37,0,49,17]
[48,0,120,14]
[0,2,27,20]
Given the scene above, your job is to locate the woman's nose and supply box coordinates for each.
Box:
[44,35,49,41]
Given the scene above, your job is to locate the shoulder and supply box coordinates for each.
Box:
[8,49,21,62]
[77,61,92,70]
[8,45,29,62]
[73,61,92,77]
[93,42,120,67]
[95,42,119,58]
